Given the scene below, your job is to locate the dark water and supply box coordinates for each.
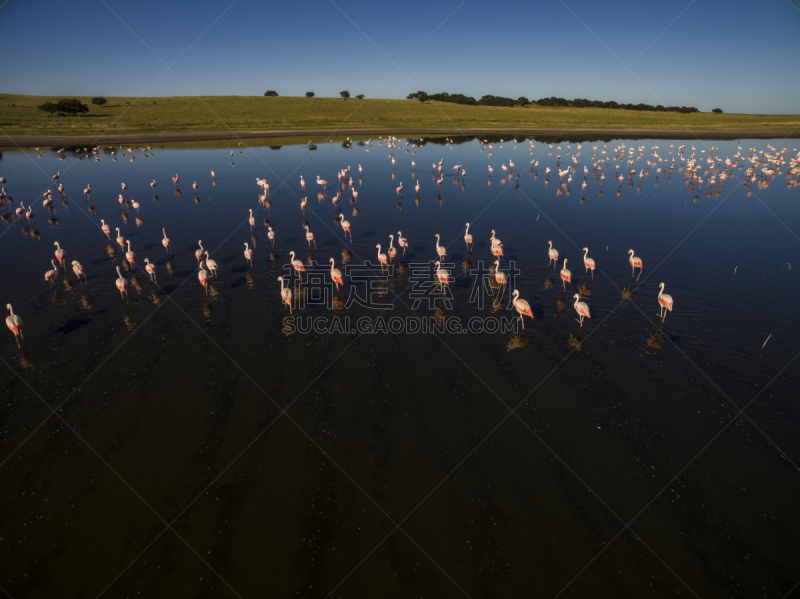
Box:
[0,136,799,598]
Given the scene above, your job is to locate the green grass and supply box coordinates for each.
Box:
[1,94,798,136]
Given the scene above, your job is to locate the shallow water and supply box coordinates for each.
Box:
[0,136,799,598]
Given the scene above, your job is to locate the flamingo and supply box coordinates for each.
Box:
[243,242,253,266]
[52,171,61,181]
[396,182,403,195]
[316,175,327,189]
[493,259,506,290]
[204,252,218,276]
[628,249,643,279]
[144,258,157,282]
[574,294,590,326]
[172,174,179,184]
[582,247,596,279]
[464,223,473,251]
[560,259,572,289]
[71,260,87,284]
[211,170,215,178]
[248,209,255,229]
[54,241,66,267]
[45,259,58,287]
[161,228,171,253]
[99,219,111,238]
[115,228,125,248]
[330,258,344,291]
[122,240,136,266]
[198,261,208,294]
[435,260,449,290]
[397,231,408,255]
[289,250,305,272]
[548,241,559,267]
[376,244,388,272]
[121,182,127,191]
[490,230,502,247]
[25,204,34,220]
[435,233,446,259]
[150,180,156,190]
[5,304,23,347]
[192,181,198,191]
[340,217,352,241]
[415,180,420,194]
[268,226,275,246]
[388,235,397,260]
[300,175,306,191]
[83,184,91,197]
[195,240,206,262]
[511,290,533,328]
[658,282,674,321]
[278,276,292,312]
[115,266,128,298]
[304,225,316,248]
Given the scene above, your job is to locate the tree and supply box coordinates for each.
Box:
[91,97,108,107]
[38,101,58,115]
[39,98,89,116]
[356,94,364,100]
[305,91,315,98]
[340,90,350,100]
[712,108,723,114]
[264,90,278,97]
[517,96,530,106]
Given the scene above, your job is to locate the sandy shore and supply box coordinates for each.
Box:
[2,127,799,147]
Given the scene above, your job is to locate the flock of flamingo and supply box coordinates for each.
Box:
[3,135,798,348]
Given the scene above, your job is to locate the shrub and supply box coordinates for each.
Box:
[712,108,723,114]
[305,91,315,98]
[264,90,278,97]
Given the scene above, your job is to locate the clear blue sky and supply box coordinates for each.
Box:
[3,0,799,114]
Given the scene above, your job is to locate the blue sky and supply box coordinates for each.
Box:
[2,0,799,114]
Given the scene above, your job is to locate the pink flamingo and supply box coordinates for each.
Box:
[115,228,125,248]
[243,242,253,266]
[198,261,208,294]
[397,231,408,254]
[115,266,128,298]
[71,260,86,284]
[582,247,595,279]
[289,251,305,272]
[101,219,111,238]
[574,294,590,326]
[196,241,205,262]
[512,290,533,328]
[172,174,179,185]
[125,240,136,265]
[494,259,507,290]
[658,282,674,321]
[376,244,388,272]
[304,225,316,248]
[340,217,352,241]
[316,175,327,189]
[560,259,572,289]
[435,234,446,259]
[268,226,275,246]
[5,304,23,347]
[388,235,397,260]
[144,258,157,282]
[248,209,255,229]
[278,276,292,312]
[435,261,449,290]
[204,252,218,277]
[45,260,58,287]
[54,241,66,267]
[150,180,156,190]
[464,223,473,251]
[548,241,559,267]
[330,258,344,291]
[161,228,171,254]
[628,249,643,279]
[396,182,403,195]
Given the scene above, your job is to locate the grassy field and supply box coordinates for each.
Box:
[1,94,798,136]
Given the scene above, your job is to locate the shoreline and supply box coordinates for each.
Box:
[2,127,799,148]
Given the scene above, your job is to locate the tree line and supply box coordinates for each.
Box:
[406,91,705,113]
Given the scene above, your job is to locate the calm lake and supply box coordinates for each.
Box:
[1,135,798,599]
